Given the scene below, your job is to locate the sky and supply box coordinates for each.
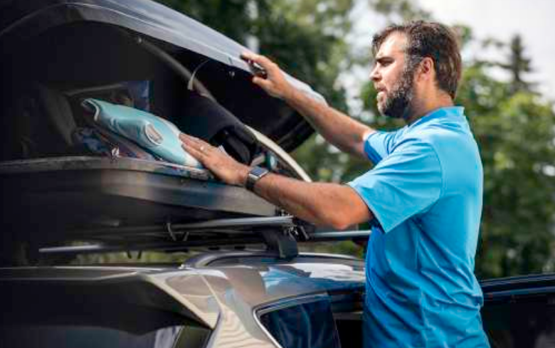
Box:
[419,0,555,100]
[345,0,555,107]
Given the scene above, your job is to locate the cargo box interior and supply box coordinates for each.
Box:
[0,22,299,260]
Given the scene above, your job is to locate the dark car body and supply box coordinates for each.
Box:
[480,274,555,347]
[0,1,554,348]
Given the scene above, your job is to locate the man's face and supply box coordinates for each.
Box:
[371,32,417,119]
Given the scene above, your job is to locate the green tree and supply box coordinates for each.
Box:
[156,0,254,43]
[458,57,555,279]
[254,0,354,109]
[158,0,354,109]
[501,35,536,95]
[369,0,431,22]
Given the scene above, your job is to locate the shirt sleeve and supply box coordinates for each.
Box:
[364,131,397,164]
[348,138,443,233]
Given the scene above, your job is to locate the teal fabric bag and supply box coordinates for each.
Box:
[82,98,202,168]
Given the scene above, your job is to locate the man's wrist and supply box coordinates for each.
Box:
[237,166,251,187]
[282,87,299,105]
[245,166,270,191]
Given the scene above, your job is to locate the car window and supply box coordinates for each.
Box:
[258,296,342,348]
[482,296,555,348]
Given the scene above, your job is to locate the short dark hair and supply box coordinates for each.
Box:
[372,20,462,99]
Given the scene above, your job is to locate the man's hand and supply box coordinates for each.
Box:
[240,52,295,100]
[179,133,250,186]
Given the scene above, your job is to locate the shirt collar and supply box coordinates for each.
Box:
[410,106,465,128]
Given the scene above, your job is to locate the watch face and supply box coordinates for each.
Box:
[250,166,268,177]
[247,166,269,191]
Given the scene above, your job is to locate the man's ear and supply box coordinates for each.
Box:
[418,57,435,81]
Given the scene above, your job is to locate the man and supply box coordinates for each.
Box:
[180,20,490,347]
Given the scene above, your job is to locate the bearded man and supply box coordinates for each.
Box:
[180,20,490,347]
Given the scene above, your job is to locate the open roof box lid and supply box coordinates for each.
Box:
[0,0,327,252]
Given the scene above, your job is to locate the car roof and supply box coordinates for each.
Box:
[0,255,365,329]
[0,254,365,298]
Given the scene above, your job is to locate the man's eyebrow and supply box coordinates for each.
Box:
[374,56,393,64]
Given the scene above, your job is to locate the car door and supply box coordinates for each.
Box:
[481,274,555,348]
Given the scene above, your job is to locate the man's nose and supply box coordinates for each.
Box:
[370,66,380,82]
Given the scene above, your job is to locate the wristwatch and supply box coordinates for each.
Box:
[246,166,270,192]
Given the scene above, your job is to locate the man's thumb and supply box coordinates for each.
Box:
[253,77,272,90]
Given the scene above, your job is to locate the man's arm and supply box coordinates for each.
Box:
[179,134,373,229]
[252,173,372,229]
[241,52,375,160]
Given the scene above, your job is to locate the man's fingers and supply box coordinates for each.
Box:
[240,51,256,60]
[179,132,201,143]
[252,77,273,89]
[241,51,262,65]
[180,133,217,163]
[183,144,216,170]
[180,133,211,149]
[179,133,197,145]
[181,143,202,159]
[240,51,253,59]
[241,51,275,71]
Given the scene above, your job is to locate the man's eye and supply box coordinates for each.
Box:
[375,59,392,67]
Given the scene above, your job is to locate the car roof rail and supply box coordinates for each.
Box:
[181,250,362,268]
[181,250,288,268]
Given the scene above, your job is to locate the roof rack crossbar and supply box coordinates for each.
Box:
[38,237,264,255]
[70,216,297,237]
[37,216,305,259]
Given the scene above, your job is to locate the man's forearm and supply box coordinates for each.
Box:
[240,51,374,158]
[285,89,375,159]
[180,133,373,228]
[251,173,373,230]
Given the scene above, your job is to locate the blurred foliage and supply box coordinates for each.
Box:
[75,0,554,278]
[300,240,365,259]
[458,61,555,278]
[369,0,431,22]
[158,0,354,110]
[72,251,191,265]
[155,0,253,43]
[498,35,536,95]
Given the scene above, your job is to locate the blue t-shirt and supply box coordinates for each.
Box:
[348,107,490,347]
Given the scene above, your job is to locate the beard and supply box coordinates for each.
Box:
[377,67,416,119]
